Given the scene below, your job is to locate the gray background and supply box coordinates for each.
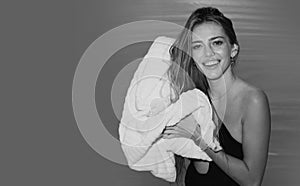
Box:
[2,0,300,185]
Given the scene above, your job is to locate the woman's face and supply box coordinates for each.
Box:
[191,22,237,80]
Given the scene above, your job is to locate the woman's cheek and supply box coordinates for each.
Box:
[192,52,201,64]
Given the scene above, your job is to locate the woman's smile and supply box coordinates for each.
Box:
[202,59,221,68]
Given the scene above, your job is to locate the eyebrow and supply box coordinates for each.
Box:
[192,36,225,44]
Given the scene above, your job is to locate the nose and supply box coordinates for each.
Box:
[204,45,214,57]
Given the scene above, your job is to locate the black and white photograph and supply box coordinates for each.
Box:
[2,0,300,185]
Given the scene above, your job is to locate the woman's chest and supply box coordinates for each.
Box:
[212,98,244,143]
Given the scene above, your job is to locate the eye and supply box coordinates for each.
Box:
[192,44,202,50]
[213,40,224,46]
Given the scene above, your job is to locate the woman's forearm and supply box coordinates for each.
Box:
[204,148,263,186]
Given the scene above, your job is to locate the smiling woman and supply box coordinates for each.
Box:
[164,7,271,186]
[191,22,239,81]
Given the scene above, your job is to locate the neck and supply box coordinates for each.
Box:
[208,68,236,99]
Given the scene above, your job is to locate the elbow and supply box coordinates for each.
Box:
[245,182,261,186]
[244,182,261,186]
[251,178,263,186]
[241,176,263,186]
[239,163,264,186]
[240,181,261,186]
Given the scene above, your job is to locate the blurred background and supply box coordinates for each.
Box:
[2,0,300,185]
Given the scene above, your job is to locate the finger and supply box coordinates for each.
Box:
[176,124,193,134]
[163,129,179,135]
[162,133,180,139]
[162,131,192,140]
[164,126,196,140]
[175,126,194,137]
[164,128,192,138]
[165,125,177,130]
[177,123,201,138]
[162,133,172,139]
[166,125,190,134]
[164,126,179,132]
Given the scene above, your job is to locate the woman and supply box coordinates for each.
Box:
[163,7,271,186]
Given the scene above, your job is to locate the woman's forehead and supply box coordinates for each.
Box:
[192,22,226,41]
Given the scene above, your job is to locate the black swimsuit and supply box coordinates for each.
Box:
[185,123,244,186]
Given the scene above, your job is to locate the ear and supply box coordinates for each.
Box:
[230,44,239,59]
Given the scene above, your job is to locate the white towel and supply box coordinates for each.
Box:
[118,36,222,182]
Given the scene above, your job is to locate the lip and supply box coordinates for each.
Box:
[203,59,221,67]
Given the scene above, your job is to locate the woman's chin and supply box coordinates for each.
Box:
[202,70,223,81]
[206,75,222,81]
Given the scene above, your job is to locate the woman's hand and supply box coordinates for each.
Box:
[162,114,209,151]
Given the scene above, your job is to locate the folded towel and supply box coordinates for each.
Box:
[119,36,222,182]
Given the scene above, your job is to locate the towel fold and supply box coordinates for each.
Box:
[119,36,222,182]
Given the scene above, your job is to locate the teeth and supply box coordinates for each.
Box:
[204,60,219,66]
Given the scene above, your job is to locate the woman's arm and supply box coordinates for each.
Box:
[203,90,271,186]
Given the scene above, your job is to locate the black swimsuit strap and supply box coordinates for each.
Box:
[209,101,243,158]
[218,123,243,159]
[219,123,241,145]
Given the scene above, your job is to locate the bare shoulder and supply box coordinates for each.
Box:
[236,79,270,120]
[245,85,268,107]
[236,79,268,104]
